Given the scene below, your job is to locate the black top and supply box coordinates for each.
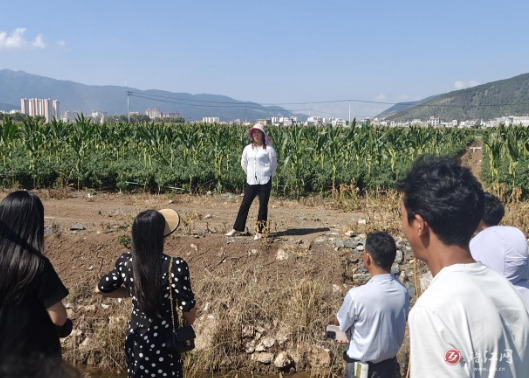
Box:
[0,256,69,364]
[98,253,196,378]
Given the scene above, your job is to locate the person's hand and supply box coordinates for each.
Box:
[336,339,349,344]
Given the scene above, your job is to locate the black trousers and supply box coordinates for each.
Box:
[343,352,400,378]
[233,180,272,233]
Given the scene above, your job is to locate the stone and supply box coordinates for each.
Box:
[391,264,400,275]
[242,325,254,338]
[334,240,345,249]
[332,284,342,293]
[44,226,52,235]
[345,230,355,237]
[256,337,275,352]
[356,245,365,252]
[276,249,288,261]
[206,191,213,196]
[204,214,213,219]
[350,257,359,264]
[405,283,416,300]
[343,240,356,249]
[394,250,404,264]
[248,249,258,256]
[274,352,291,368]
[221,192,236,198]
[357,219,367,225]
[168,200,174,204]
[70,223,85,231]
[399,271,407,282]
[314,236,326,243]
[244,339,256,353]
[358,263,368,273]
[83,304,96,312]
[252,352,274,364]
[100,303,109,309]
[419,271,433,292]
[190,244,198,251]
[353,273,371,282]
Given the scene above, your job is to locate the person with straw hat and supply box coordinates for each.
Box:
[95,209,196,378]
[225,123,277,240]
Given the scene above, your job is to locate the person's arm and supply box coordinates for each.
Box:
[47,301,68,326]
[241,146,248,174]
[183,307,197,326]
[94,286,129,298]
[269,146,278,176]
[335,292,355,344]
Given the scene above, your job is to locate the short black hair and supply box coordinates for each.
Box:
[365,232,396,270]
[396,155,484,248]
[482,192,504,226]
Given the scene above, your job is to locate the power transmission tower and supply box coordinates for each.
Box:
[126,90,131,123]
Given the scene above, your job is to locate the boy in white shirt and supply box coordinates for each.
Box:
[396,156,529,377]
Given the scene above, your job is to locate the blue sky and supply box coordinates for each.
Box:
[1,0,528,118]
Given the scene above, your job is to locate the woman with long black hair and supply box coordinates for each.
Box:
[0,191,71,364]
[96,210,196,378]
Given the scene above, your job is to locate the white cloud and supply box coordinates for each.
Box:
[395,94,410,102]
[57,40,66,47]
[374,94,387,101]
[0,28,49,51]
[454,80,480,90]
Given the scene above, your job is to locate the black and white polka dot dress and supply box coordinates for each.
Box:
[98,253,196,378]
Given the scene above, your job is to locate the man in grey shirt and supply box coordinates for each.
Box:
[336,232,409,378]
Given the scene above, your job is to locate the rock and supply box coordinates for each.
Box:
[357,219,367,225]
[405,283,416,300]
[353,273,371,282]
[274,352,291,368]
[221,192,235,198]
[244,339,256,353]
[299,344,331,368]
[83,304,96,312]
[399,271,407,282]
[350,256,359,264]
[358,263,368,273]
[101,303,109,309]
[168,200,174,204]
[334,240,345,249]
[343,240,356,249]
[314,236,326,243]
[275,324,292,345]
[419,271,433,292]
[252,352,274,364]
[44,226,52,235]
[70,223,85,231]
[242,325,254,338]
[194,314,218,350]
[356,245,365,252]
[332,284,342,293]
[65,302,75,310]
[206,191,213,196]
[256,337,275,352]
[227,238,234,244]
[276,249,288,261]
[248,249,258,256]
[345,230,355,237]
[190,244,198,251]
[204,214,213,219]
[394,250,404,264]
[391,264,400,275]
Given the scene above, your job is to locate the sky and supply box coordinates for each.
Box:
[1,0,529,118]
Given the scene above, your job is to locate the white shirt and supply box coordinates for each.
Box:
[337,274,409,363]
[241,144,277,185]
[470,225,529,305]
[410,263,529,378]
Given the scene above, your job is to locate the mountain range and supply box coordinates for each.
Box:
[381,73,529,121]
[0,69,302,122]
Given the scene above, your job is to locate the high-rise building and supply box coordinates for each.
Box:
[145,108,161,119]
[20,97,60,122]
[20,98,29,114]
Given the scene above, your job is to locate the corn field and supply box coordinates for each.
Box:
[0,114,478,195]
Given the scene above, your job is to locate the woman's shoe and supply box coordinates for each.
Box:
[225,230,238,237]
[254,233,263,240]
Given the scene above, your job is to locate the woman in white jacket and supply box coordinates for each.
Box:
[226,123,277,240]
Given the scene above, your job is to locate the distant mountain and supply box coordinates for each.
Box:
[376,95,439,118]
[386,73,529,121]
[0,101,18,111]
[0,69,304,122]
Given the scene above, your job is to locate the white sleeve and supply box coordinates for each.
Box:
[268,146,277,176]
[336,292,356,333]
[241,146,248,174]
[409,306,470,378]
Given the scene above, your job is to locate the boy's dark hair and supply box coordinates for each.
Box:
[365,232,396,270]
[396,155,484,247]
[482,192,504,226]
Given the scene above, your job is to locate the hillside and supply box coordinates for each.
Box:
[0,102,18,111]
[0,69,302,122]
[387,73,529,121]
[376,95,438,118]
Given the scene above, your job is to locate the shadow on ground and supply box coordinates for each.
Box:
[273,227,330,237]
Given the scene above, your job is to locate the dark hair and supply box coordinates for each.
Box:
[396,155,484,247]
[131,210,165,319]
[482,192,504,226]
[365,232,396,270]
[0,191,45,306]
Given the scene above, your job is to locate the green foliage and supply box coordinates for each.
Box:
[0,117,476,196]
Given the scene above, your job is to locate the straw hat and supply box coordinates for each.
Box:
[158,209,180,237]
[247,123,272,144]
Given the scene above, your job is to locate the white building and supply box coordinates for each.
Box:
[428,117,440,127]
[202,117,220,124]
[20,98,59,122]
[145,108,161,119]
[63,111,79,122]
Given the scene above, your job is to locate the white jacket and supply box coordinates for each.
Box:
[241,144,277,185]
